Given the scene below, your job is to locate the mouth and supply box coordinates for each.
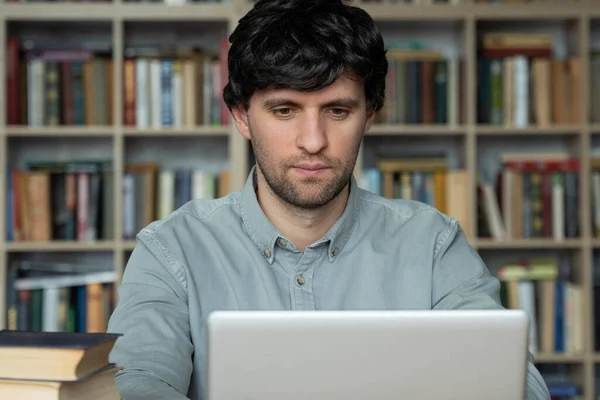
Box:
[292,164,330,177]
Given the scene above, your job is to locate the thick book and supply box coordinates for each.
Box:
[0,363,121,400]
[0,330,121,381]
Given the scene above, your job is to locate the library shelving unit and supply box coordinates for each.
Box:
[1,0,600,398]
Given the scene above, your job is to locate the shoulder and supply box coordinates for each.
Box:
[357,187,453,224]
[133,190,244,258]
[144,190,243,236]
[126,191,244,289]
[356,188,460,256]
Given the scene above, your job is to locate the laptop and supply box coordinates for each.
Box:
[206,309,529,400]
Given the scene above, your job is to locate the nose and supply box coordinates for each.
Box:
[296,111,328,154]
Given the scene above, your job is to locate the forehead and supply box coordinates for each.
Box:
[253,73,365,105]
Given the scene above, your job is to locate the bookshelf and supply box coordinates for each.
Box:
[1,0,599,398]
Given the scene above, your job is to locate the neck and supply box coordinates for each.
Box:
[255,171,350,252]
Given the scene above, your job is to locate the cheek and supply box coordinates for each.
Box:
[328,124,363,154]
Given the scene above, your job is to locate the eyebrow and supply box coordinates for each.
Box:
[261,97,361,110]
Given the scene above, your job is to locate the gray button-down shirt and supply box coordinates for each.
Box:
[107,167,550,400]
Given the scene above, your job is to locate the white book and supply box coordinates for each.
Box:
[482,181,506,240]
[513,56,529,127]
[172,62,183,129]
[193,170,206,200]
[42,287,60,332]
[15,271,117,291]
[518,280,537,354]
[136,58,149,129]
[159,170,175,219]
[28,60,45,127]
[552,173,565,241]
[123,174,135,239]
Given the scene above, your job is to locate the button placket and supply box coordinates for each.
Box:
[289,247,321,310]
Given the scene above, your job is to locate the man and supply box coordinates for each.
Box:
[107,0,551,399]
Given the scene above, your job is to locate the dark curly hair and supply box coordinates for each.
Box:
[223,0,388,115]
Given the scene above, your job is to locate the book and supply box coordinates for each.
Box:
[0,330,121,381]
[0,363,121,400]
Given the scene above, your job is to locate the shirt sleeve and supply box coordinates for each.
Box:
[107,228,193,400]
[431,217,551,400]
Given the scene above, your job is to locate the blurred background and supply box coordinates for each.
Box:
[0,0,597,398]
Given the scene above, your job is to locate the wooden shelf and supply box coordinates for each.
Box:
[4,126,114,137]
[0,2,232,21]
[117,3,232,21]
[534,352,586,364]
[351,3,470,21]
[5,241,117,252]
[475,238,584,249]
[122,241,136,251]
[367,124,466,136]
[122,126,230,137]
[1,3,116,20]
[237,2,586,21]
[476,125,582,136]
[468,3,583,20]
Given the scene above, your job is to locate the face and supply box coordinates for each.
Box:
[232,73,375,210]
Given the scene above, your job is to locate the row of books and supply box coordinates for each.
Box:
[4,158,232,242]
[5,39,114,127]
[123,41,229,129]
[5,160,114,242]
[478,152,580,241]
[359,156,471,238]
[123,163,230,239]
[477,32,582,126]
[6,155,600,244]
[5,37,231,128]
[374,49,461,125]
[12,33,600,130]
[478,57,581,127]
[496,256,583,355]
[5,260,117,333]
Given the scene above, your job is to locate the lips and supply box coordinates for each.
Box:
[294,163,328,171]
[292,163,330,177]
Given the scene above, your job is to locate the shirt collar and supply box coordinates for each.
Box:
[240,166,360,264]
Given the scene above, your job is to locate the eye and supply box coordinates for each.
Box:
[272,108,293,117]
[328,108,349,119]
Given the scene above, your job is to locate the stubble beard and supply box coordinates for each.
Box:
[250,126,361,210]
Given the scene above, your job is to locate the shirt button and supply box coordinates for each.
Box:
[263,249,271,258]
[278,238,287,247]
[296,274,305,286]
[332,247,339,257]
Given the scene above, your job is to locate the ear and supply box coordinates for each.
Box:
[364,109,376,133]
[231,105,251,140]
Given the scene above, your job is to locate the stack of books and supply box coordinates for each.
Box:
[0,329,122,399]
